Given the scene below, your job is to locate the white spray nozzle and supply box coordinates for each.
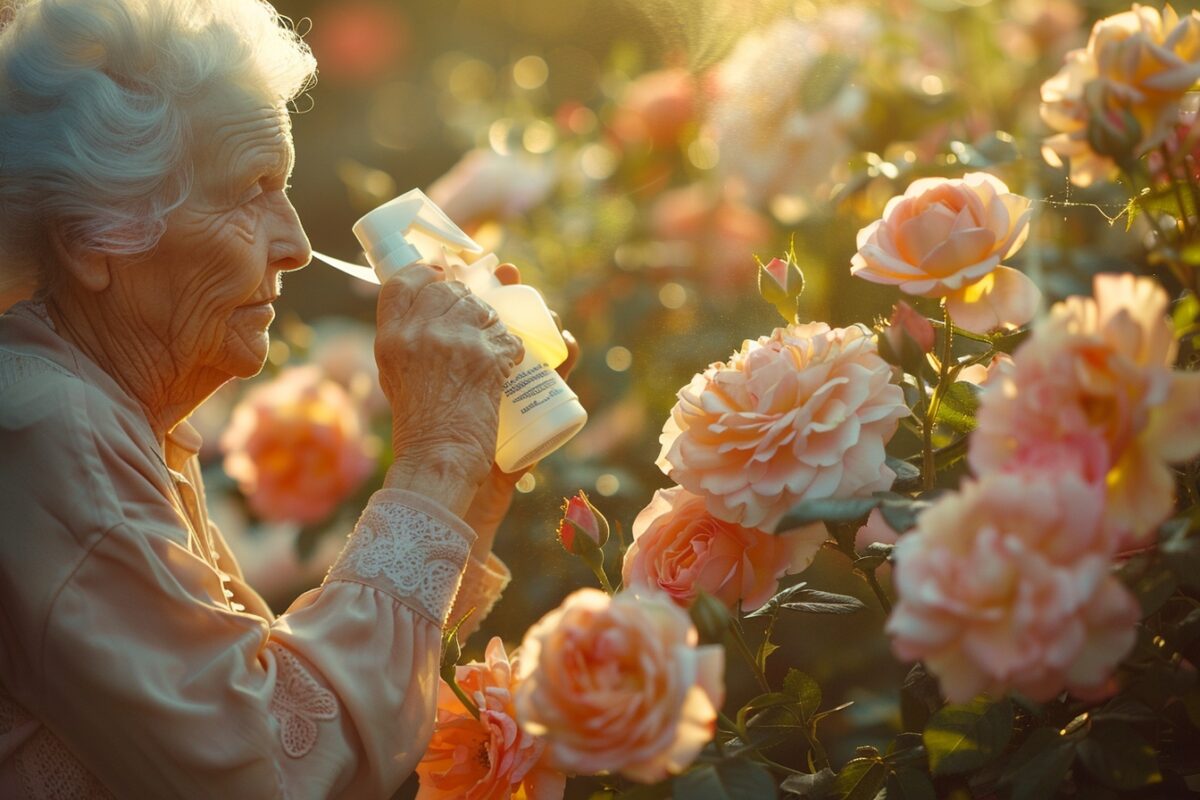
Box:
[351,188,483,283]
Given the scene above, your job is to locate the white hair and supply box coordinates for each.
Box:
[0,0,317,295]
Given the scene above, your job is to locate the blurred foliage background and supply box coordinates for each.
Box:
[196,0,1161,795]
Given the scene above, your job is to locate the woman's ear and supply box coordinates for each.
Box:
[48,225,111,293]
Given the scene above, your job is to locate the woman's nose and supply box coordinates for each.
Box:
[271,196,312,273]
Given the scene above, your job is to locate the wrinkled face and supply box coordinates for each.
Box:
[113,82,311,385]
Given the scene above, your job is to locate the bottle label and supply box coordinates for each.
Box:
[500,352,568,425]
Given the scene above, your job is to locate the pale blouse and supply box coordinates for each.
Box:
[0,301,511,799]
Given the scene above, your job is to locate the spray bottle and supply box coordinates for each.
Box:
[340,189,587,473]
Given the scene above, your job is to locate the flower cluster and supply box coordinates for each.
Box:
[1041,4,1200,185]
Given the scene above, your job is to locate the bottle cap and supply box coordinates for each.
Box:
[350,189,482,283]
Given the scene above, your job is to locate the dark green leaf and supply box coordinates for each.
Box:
[886,457,922,491]
[784,669,823,720]
[988,327,1031,354]
[900,664,942,732]
[1119,557,1179,616]
[923,696,1013,776]
[780,768,836,798]
[883,768,936,800]
[779,587,867,616]
[747,582,866,618]
[1001,727,1076,800]
[1160,517,1200,590]
[884,733,926,769]
[1077,721,1162,791]
[675,759,779,800]
[833,757,887,800]
[877,494,929,535]
[935,381,980,434]
[777,496,880,529]
[1093,696,1157,725]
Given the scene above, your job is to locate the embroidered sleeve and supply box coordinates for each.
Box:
[266,643,338,759]
[324,489,475,627]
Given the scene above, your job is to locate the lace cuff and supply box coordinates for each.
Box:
[448,553,512,640]
[325,489,476,626]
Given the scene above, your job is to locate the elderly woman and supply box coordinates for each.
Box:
[0,0,556,797]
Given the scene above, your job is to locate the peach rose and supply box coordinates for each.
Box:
[427,147,557,229]
[417,638,565,800]
[1041,4,1200,186]
[621,486,825,611]
[650,183,772,293]
[657,322,909,530]
[850,173,1040,334]
[514,589,724,783]
[220,366,378,524]
[970,273,1200,542]
[610,68,696,149]
[704,13,875,205]
[887,471,1139,703]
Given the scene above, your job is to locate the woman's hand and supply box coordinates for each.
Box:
[375,264,524,517]
[461,263,580,550]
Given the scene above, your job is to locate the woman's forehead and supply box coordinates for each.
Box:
[192,88,294,185]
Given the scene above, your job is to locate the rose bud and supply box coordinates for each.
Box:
[557,490,610,554]
[757,254,805,322]
[1083,81,1142,164]
[878,301,935,375]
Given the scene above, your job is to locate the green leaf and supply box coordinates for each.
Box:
[778,586,867,616]
[886,456,922,491]
[776,496,881,529]
[798,53,855,113]
[1001,727,1076,800]
[675,759,779,800]
[883,768,936,800]
[900,664,942,733]
[1077,722,1162,791]
[935,381,980,434]
[746,582,866,618]
[784,669,823,720]
[923,696,1014,776]
[988,327,1031,354]
[833,757,887,800]
[1126,183,1197,232]
[780,768,836,798]
[877,493,929,534]
[1119,556,1179,616]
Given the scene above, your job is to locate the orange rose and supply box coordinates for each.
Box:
[514,589,724,783]
[220,366,378,524]
[621,486,824,611]
[418,638,565,800]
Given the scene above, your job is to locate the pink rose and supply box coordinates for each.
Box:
[514,589,724,783]
[1041,5,1200,186]
[887,471,1139,703]
[621,486,825,611]
[970,273,1200,542]
[657,322,909,530]
[650,184,772,293]
[610,68,696,149]
[427,148,557,229]
[851,173,1040,334]
[557,490,608,554]
[220,366,378,524]
[418,638,566,800]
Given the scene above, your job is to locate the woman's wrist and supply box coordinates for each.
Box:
[383,453,484,519]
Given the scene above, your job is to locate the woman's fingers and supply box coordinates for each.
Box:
[376,263,444,322]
